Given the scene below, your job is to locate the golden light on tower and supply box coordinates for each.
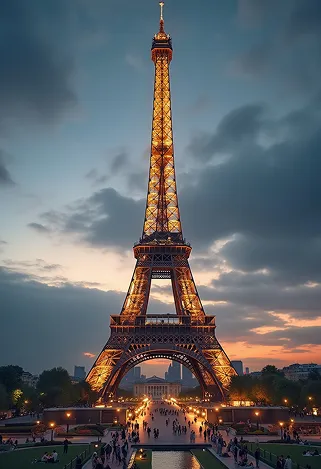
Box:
[85,0,236,403]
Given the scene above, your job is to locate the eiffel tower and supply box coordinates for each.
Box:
[86,2,237,401]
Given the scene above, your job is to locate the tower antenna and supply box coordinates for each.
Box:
[159,2,164,21]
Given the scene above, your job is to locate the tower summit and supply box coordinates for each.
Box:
[86,4,236,401]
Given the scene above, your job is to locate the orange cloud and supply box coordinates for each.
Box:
[83,352,95,358]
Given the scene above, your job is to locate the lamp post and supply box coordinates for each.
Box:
[284,398,288,406]
[66,412,71,433]
[279,421,284,438]
[49,422,55,442]
[255,411,260,430]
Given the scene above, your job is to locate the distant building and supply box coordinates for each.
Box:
[282,363,321,381]
[231,361,243,376]
[166,360,181,382]
[74,366,86,381]
[133,367,141,380]
[120,366,144,389]
[133,376,181,399]
[182,366,196,387]
[21,371,38,388]
[245,367,250,375]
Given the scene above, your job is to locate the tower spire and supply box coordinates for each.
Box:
[159,2,165,33]
[160,1,164,21]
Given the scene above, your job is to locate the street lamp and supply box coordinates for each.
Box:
[255,411,260,430]
[66,412,71,433]
[284,398,288,405]
[218,418,223,424]
[49,422,55,442]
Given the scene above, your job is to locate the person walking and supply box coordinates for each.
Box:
[254,447,260,468]
[75,455,82,469]
[284,455,292,469]
[63,438,69,454]
[233,445,238,463]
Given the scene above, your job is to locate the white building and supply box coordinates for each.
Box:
[282,363,321,381]
[21,371,38,388]
[133,376,181,399]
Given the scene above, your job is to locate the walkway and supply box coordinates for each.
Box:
[83,401,275,468]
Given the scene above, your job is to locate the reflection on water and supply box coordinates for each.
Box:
[152,451,201,469]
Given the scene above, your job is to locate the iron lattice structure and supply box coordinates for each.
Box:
[86,5,237,401]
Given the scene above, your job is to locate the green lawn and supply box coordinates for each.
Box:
[0,444,92,469]
[248,442,321,469]
[192,449,227,469]
[134,449,152,469]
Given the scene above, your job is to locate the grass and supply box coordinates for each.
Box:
[0,425,34,433]
[134,449,152,469]
[192,449,227,469]
[0,443,92,469]
[248,442,321,469]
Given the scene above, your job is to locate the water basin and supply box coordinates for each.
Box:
[152,451,201,469]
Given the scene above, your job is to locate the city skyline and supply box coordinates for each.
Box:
[1,0,321,377]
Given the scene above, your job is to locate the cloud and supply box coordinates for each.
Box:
[32,188,144,249]
[188,104,267,161]
[110,151,129,174]
[234,1,321,96]
[29,93,321,285]
[85,169,109,187]
[0,152,15,186]
[125,54,144,70]
[0,266,170,374]
[0,0,77,128]
[3,258,62,273]
[237,0,279,27]
[28,222,51,234]
[85,152,129,187]
[83,352,95,358]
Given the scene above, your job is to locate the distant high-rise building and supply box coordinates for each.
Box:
[74,366,86,381]
[231,361,243,376]
[165,360,181,382]
[134,367,141,380]
[182,366,195,387]
[245,367,250,375]
[120,366,142,389]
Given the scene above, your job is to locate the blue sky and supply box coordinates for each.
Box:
[1,0,321,377]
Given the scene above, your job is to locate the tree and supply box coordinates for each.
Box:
[261,365,284,377]
[71,381,99,405]
[37,367,72,407]
[228,375,253,402]
[0,365,23,392]
[300,381,321,408]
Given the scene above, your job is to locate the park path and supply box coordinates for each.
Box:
[83,401,274,468]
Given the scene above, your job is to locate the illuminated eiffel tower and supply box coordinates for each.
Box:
[86,2,237,401]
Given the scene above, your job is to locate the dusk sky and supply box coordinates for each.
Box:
[1,0,321,378]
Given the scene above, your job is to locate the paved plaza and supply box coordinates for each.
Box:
[82,401,274,468]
